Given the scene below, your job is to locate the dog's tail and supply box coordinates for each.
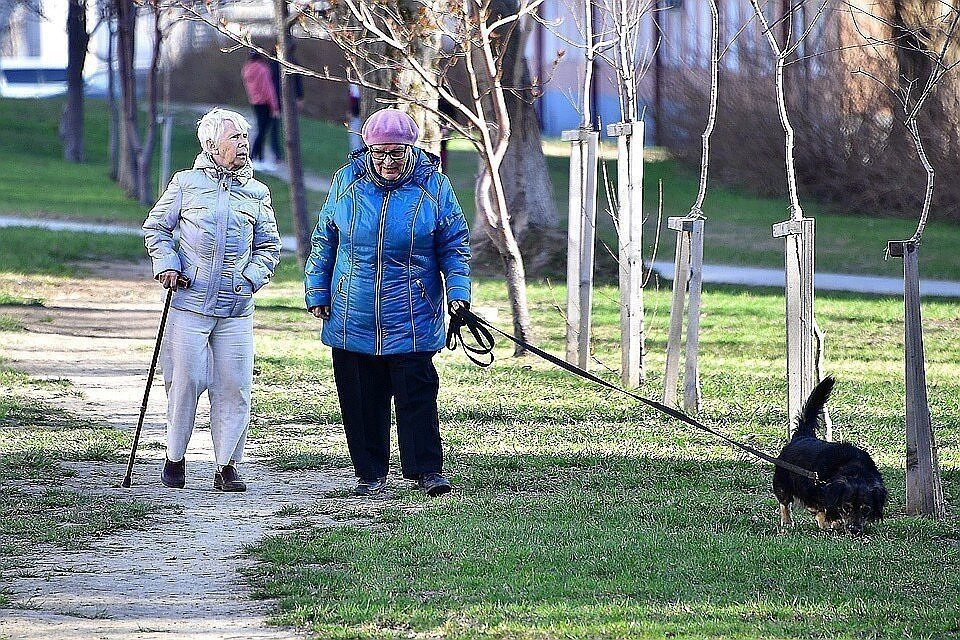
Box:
[792,375,836,439]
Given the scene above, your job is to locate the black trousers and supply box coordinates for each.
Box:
[251,103,281,161]
[331,348,443,481]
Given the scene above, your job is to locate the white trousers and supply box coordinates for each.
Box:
[160,307,254,466]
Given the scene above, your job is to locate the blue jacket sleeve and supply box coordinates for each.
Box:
[304,172,342,309]
[434,175,471,304]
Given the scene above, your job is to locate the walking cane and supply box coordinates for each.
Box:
[121,276,188,488]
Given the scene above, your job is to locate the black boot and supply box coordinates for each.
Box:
[161,456,185,489]
[214,464,247,492]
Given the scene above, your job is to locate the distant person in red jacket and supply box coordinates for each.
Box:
[242,50,281,170]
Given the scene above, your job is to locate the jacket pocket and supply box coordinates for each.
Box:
[232,271,254,297]
[414,279,439,316]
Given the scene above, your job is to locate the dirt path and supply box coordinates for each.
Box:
[0,262,331,640]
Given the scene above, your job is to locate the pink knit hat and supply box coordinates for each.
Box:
[361,108,420,146]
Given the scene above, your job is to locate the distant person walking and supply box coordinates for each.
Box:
[305,108,471,497]
[143,108,281,492]
[242,50,281,170]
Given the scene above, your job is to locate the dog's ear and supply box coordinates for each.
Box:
[870,483,889,521]
[823,479,849,511]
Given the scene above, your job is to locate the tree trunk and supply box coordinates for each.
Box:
[116,0,140,198]
[471,0,562,275]
[60,0,88,163]
[135,6,162,205]
[107,14,119,181]
[476,164,534,354]
[275,0,312,266]
[356,0,441,154]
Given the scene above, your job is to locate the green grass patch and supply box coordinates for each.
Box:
[0,315,24,331]
[0,97,327,236]
[242,278,960,639]
[0,226,145,276]
[0,486,155,551]
[0,293,43,306]
[0,361,162,558]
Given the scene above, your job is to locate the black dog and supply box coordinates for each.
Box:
[773,376,888,535]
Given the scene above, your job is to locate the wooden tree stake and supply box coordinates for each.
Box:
[663,216,704,411]
[773,218,816,436]
[888,240,946,518]
[564,127,599,369]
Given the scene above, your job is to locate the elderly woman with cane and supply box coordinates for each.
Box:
[305,108,471,497]
[143,107,281,492]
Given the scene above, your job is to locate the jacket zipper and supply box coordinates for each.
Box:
[374,192,390,354]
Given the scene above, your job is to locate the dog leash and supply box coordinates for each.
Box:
[446,308,819,481]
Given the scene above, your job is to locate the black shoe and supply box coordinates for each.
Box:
[418,472,451,497]
[161,456,185,489]
[354,476,387,496]
[214,464,246,492]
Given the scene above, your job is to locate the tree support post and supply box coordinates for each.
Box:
[563,127,599,369]
[608,121,645,388]
[887,240,945,518]
[773,218,816,437]
[663,216,704,412]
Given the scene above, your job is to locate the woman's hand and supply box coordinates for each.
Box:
[310,305,331,320]
[448,300,469,316]
[159,270,183,290]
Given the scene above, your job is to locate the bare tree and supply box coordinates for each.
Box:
[115,0,138,196]
[115,0,169,204]
[329,0,547,347]
[60,0,89,162]
[348,0,443,153]
[748,0,831,428]
[471,0,562,273]
[274,0,311,267]
[843,0,958,519]
[748,0,831,222]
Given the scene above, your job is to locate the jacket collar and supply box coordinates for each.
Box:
[193,152,254,186]
[348,146,441,189]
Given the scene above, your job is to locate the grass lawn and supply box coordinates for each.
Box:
[0,362,164,574]
[242,266,960,639]
[1,226,959,637]
[5,96,960,279]
[0,98,328,235]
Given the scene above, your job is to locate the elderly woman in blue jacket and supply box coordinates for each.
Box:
[305,108,471,497]
[143,108,281,493]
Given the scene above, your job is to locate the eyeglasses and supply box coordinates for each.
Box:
[370,147,409,162]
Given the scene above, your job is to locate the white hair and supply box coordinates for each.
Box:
[196,108,250,150]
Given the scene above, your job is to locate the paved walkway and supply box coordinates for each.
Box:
[3,215,960,297]
[651,261,960,297]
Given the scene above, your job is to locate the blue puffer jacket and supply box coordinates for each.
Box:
[304,148,471,355]
[143,153,281,318]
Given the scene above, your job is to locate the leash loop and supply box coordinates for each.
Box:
[445,308,495,367]
[446,308,818,481]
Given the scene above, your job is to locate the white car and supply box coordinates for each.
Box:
[0,59,68,98]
